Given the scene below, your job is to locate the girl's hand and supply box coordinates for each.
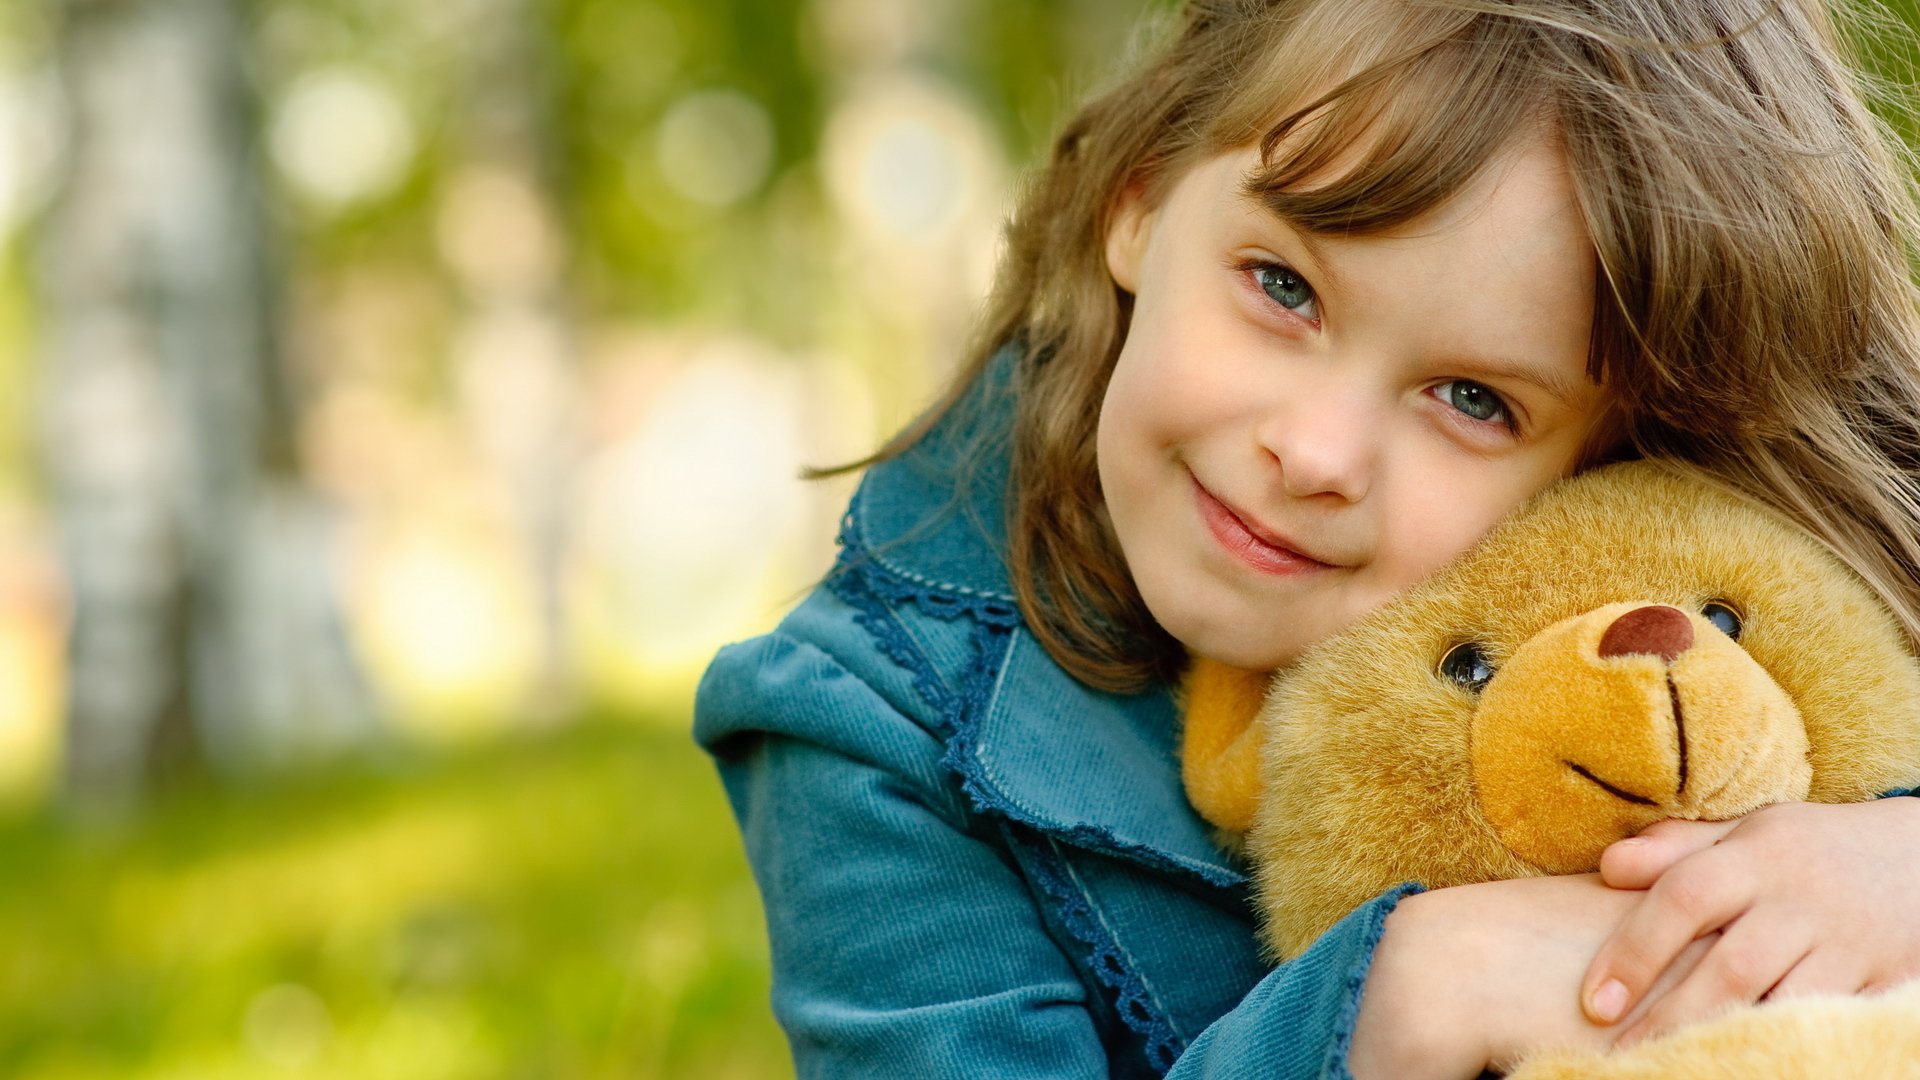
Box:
[1350,874,1711,1080]
[1581,797,1920,1046]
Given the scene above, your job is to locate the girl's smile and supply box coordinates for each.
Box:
[1191,470,1342,575]
[1098,137,1610,670]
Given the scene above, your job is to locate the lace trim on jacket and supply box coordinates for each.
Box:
[826,524,1188,1072]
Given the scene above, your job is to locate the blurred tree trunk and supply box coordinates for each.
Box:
[448,0,579,723]
[38,0,372,812]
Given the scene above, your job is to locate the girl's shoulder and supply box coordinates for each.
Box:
[696,351,1022,747]
[696,373,1025,755]
[696,355,1241,886]
[839,345,1024,606]
[696,579,1244,885]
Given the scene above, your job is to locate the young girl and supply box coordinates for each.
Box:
[696,0,1920,1076]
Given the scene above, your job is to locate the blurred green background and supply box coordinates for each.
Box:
[0,0,1914,1076]
[0,0,1173,1075]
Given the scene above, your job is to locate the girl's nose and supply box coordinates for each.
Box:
[1254,390,1376,502]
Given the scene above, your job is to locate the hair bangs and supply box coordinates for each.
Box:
[1244,9,1546,235]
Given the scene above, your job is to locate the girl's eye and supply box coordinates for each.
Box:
[1432,380,1510,426]
[1251,263,1319,320]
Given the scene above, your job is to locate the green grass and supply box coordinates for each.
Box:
[0,719,793,1079]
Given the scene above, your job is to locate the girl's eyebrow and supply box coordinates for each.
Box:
[1445,355,1591,410]
[1240,190,1346,292]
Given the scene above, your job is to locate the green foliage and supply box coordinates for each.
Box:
[554,0,1168,336]
[1863,0,1920,150]
[0,721,789,1079]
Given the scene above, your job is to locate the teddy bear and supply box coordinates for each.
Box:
[1180,459,1920,1078]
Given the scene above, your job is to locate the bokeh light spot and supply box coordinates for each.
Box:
[243,982,334,1067]
[436,165,560,295]
[571,340,811,698]
[823,74,998,244]
[351,521,541,739]
[271,67,415,209]
[652,89,774,208]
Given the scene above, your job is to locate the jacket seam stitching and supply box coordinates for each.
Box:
[869,546,1017,603]
[845,493,1020,604]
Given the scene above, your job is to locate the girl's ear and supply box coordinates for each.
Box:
[1105,184,1154,294]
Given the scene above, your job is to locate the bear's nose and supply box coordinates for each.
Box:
[1597,604,1693,662]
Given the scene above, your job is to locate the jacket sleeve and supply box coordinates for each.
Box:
[696,629,1417,1079]
[1163,887,1419,1080]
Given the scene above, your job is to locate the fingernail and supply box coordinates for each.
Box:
[1614,837,1646,848]
[1589,979,1628,1024]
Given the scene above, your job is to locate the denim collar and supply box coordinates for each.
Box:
[842,348,1244,888]
[969,631,1245,887]
[844,355,1020,604]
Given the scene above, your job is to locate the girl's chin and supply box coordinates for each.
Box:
[1175,624,1300,672]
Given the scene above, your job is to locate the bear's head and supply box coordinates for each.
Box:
[1186,461,1920,959]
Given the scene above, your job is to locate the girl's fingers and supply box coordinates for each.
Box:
[1613,919,1809,1046]
[1599,818,1738,890]
[1583,849,1751,1024]
[1763,949,1870,1002]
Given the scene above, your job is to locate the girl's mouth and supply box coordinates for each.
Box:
[1190,473,1333,576]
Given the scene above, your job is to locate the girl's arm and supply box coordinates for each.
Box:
[700,626,1483,1078]
[1346,796,1920,1078]
[1345,874,1715,1079]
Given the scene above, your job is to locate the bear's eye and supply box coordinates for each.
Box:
[1439,642,1496,694]
[1702,600,1743,641]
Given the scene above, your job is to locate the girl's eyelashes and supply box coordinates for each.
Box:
[1237,259,1320,323]
[1230,255,1521,439]
[1430,380,1519,435]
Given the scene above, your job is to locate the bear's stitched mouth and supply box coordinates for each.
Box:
[1566,674,1693,808]
[1565,761,1659,806]
[1670,674,1689,798]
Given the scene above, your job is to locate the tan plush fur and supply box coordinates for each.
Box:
[1181,460,1920,1076]
[1180,660,1271,834]
[1511,982,1920,1079]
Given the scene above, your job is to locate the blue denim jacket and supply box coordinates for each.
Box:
[695,359,1418,1078]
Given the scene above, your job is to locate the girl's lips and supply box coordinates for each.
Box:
[1191,474,1331,576]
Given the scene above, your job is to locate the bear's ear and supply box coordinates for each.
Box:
[1181,659,1273,833]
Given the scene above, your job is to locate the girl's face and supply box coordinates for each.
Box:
[1098,137,1608,670]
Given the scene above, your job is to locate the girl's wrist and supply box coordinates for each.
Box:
[1349,890,1491,1080]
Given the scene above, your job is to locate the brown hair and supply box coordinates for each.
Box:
[862,0,1920,694]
